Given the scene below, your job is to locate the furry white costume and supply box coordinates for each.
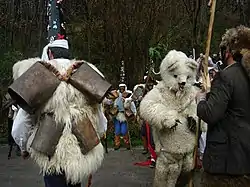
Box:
[139,50,198,187]
[12,58,105,184]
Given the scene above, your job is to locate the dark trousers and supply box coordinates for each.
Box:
[201,172,250,187]
[7,118,21,158]
[8,118,15,145]
[44,173,81,187]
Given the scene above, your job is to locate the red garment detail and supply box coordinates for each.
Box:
[134,122,157,167]
[134,160,152,166]
[57,34,65,39]
[145,122,157,161]
[87,174,92,187]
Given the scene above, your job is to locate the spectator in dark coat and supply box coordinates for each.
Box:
[196,26,250,186]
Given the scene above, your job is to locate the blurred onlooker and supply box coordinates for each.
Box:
[196,53,216,82]
[134,76,157,168]
[208,66,219,81]
[8,105,21,157]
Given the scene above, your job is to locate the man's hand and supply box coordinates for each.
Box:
[196,91,207,104]
[21,151,30,160]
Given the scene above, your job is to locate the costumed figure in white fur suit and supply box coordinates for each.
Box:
[10,1,109,186]
[140,50,200,187]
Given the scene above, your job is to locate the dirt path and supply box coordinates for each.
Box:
[0,145,201,187]
[0,146,153,187]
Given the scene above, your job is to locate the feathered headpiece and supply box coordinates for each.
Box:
[220,25,250,77]
[41,0,69,61]
[47,0,67,43]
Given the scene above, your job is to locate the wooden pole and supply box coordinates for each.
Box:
[203,0,217,91]
[188,0,217,186]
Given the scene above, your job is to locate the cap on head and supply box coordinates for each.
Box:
[48,39,69,49]
[119,83,126,87]
[41,39,69,61]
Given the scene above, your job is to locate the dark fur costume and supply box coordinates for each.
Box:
[201,172,250,187]
[220,25,250,77]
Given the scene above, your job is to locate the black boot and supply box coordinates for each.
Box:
[142,148,148,155]
[114,145,120,151]
[150,160,156,168]
[141,136,148,154]
[15,145,21,156]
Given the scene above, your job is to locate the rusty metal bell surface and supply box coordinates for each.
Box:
[72,117,100,155]
[8,62,60,114]
[30,113,65,156]
[69,63,112,103]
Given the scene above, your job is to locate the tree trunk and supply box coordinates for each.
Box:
[38,0,45,53]
[9,0,15,48]
[192,0,201,51]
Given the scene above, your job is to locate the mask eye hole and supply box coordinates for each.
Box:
[174,75,178,78]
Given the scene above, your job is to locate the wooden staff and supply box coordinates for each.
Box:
[203,0,217,91]
[142,60,155,95]
[188,0,217,186]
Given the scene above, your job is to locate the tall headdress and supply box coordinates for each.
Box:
[41,0,69,61]
[119,61,126,87]
[220,25,250,76]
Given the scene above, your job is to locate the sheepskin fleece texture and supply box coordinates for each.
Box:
[13,58,104,184]
[116,112,126,122]
[12,58,40,80]
[154,151,193,187]
[242,50,250,78]
[139,50,199,187]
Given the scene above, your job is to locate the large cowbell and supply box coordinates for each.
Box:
[8,62,60,114]
[8,61,112,114]
[69,62,112,103]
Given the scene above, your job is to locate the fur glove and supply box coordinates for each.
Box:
[161,118,182,131]
[187,116,197,133]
